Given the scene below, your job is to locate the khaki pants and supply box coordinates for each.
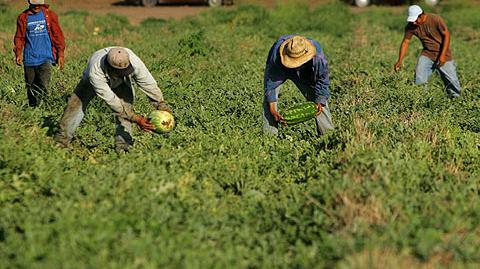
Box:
[55,78,134,151]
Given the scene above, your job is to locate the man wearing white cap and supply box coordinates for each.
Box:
[14,0,65,107]
[55,47,171,153]
[263,35,334,136]
[394,5,461,98]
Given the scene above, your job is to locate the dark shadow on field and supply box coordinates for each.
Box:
[314,133,347,151]
[41,116,58,137]
[113,1,205,7]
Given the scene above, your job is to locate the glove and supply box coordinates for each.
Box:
[157,101,172,113]
[131,114,155,132]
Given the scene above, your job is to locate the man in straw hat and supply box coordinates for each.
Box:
[14,0,65,107]
[394,5,461,98]
[263,35,334,136]
[54,47,172,153]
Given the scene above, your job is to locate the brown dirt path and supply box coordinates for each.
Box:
[4,0,332,24]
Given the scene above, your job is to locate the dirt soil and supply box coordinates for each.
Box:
[5,0,330,25]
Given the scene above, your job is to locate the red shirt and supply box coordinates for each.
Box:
[14,5,65,62]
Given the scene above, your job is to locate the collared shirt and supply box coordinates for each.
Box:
[83,47,164,119]
[264,35,330,106]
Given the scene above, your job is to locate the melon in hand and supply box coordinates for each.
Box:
[148,110,175,134]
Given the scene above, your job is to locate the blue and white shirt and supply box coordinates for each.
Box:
[23,11,55,67]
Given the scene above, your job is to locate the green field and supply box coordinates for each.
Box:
[1,0,479,268]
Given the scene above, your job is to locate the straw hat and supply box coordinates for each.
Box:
[279,36,316,69]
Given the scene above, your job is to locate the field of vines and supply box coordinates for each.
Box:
[0,0,479,268]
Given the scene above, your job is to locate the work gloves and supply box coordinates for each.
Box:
[157,101,172,113]
[132,101,172,132]
[131,114,155,132]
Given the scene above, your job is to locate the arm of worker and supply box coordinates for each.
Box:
[13,14,26,66]
[88,69,136,120]
[129,52,171,112]
[48,10,66,69]
[437,18,450,67]
[313,53,330,114]
[264,63,287,123]
[394,31,413,71]
[264,42,287,123]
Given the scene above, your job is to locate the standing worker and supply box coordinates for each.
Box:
[54,47,172,153]
[13,0,65,107]
[263,35,334,136]
[394,5,461,98]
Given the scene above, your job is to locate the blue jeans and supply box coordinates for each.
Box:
[415,55,461,98]
[262,82,334,136]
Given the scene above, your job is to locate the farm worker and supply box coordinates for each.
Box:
[394,5,461,98]
[263,35,334,136]
[13,0,65,107]
[54,47,172,153]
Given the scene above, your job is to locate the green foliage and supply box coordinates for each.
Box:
[178,30,212,57]
[0,1,479,268]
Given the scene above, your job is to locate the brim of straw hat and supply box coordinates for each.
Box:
[279,38,317,69]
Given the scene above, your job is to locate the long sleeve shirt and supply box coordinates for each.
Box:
[83,47,164,120]
[264,35,330,106]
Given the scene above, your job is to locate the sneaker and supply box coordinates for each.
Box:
[54,133,70,148]
[115,142,130,154]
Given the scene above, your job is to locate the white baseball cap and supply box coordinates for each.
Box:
[407,5,423,22]
[28,0,45,5]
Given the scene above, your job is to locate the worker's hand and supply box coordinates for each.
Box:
[157,101,172,113]
[58,56,65,70]
[271,110,286,127]
[131,114,155,132]
[268,102,286,126]
[394,61,402,72]
[316,103,324,116]
[16,55,22,66]
[436,55,446,67]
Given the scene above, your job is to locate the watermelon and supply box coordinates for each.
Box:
[148,110,175,133]
[282,102,317,125]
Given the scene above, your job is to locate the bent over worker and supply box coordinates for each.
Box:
[55,47,171,153]
[263,35,334,136]
[13,0,65,107]
[394,5,461,98]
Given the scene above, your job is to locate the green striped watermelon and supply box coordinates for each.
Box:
[282,102,317,125]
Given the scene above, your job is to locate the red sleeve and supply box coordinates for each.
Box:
[48,10,66,58]
[13,14,26,58]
